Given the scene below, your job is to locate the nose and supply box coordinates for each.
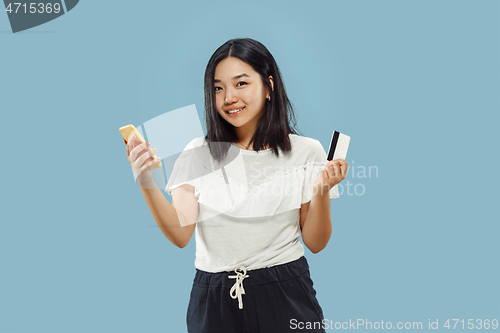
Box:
[224,88,238,104]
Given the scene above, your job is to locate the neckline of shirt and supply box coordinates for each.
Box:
[230,134,297,154]
[231,144,272,154]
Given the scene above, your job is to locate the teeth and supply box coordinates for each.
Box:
[228,108,244,114]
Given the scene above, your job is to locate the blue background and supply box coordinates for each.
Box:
[1,0,499,332]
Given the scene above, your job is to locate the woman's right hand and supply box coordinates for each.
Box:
[123,134,161,188]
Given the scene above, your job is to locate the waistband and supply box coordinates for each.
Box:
[193,256,310,310]
[192,256,309,288]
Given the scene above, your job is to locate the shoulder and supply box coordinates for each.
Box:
[179,136,213,170]
[290,134,325,156]
[184,136,207,150]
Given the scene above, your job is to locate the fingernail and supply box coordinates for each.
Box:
[147,142,149,147]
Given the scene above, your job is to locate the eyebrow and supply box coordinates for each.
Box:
[214,73,250,83]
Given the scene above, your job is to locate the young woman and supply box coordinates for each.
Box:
[124,38,348,333]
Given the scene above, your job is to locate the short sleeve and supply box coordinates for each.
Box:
[301,140,340,204]
[164,139,207,198]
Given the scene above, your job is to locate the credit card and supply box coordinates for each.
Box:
[327,130,350,161]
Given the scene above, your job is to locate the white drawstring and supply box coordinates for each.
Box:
[228,266,249,309]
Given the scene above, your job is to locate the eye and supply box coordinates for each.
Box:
[215,86,221,92]
[237,81,247,87]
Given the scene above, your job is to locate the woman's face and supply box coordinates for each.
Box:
[214,56,273,133]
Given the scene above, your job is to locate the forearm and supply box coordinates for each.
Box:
[139,181,192,248]
[301,189,332,254]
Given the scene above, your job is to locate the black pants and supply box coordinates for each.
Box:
[186,256,326,333]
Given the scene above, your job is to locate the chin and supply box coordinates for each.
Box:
[226,120,245,127]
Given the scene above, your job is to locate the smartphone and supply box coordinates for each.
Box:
[119,124,162,170]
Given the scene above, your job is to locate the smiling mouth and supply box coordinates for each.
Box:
[226,107,244,115]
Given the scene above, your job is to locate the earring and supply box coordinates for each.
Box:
[267,96,271,101]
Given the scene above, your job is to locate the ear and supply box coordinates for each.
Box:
[268,75,274,97]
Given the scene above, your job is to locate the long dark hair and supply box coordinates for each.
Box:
[204,38,302,164]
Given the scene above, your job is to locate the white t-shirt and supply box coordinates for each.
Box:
[165,133,338,273]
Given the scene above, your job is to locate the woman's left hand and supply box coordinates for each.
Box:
[313,159,348,195]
